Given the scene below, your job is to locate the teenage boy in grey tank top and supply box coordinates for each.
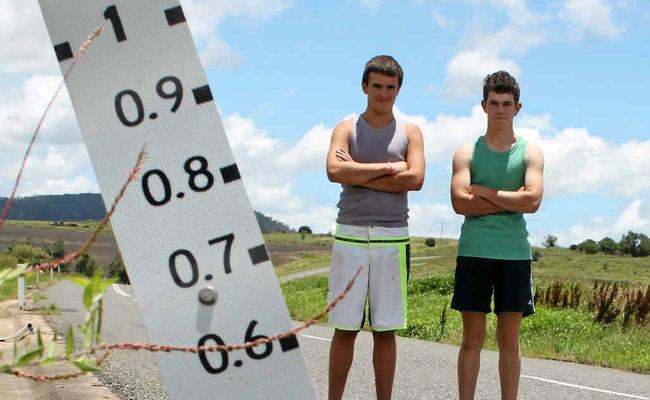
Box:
[326,55,425,400]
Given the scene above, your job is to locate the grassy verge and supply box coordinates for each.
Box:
[0,270,62,302]
[281,274,650,373]
[275,254,331,279]
[3,219,110,232]
[263,232,333,246]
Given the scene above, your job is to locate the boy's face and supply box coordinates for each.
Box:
[362,72,400,114]
[481,91,522,125]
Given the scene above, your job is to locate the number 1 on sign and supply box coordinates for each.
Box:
[104,5,127,42]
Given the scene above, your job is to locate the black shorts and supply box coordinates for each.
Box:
[451,256,534,317]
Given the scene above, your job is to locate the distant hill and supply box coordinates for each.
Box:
[0,193,294,232]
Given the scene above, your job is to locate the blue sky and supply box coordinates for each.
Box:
[1,0,649,246]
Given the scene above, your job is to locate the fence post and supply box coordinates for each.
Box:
[17,263,26,310]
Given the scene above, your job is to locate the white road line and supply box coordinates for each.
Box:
[298,335,647,399]
[521,375,649,399]
[301,334,332,342]
[112,284,131,297]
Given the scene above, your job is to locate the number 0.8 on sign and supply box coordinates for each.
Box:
[38,1,315,399]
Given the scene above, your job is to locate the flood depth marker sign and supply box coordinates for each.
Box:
[37,1,316,398]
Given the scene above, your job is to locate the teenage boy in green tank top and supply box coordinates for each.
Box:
[326,55,425,400]
[450,71,544,400]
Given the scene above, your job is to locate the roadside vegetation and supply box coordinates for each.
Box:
[280,238,650,374]
[2,225,649,373]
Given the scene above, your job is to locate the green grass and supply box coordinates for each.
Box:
[38,303,60,316]
[281,273,650,373]
[263,232,333,246]
[397,240,650,287]
[0,269,62,302]
[3,219,110,232]
[275,253,331,278]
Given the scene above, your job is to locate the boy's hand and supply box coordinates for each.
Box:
[336,148,353,162]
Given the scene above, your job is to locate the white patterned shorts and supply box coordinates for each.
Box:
[328,224,410,331]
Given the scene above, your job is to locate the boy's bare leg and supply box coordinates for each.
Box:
[496,312,523,400]
[458,311,487,400]
[372,331,397,400]
[328,329,358,400]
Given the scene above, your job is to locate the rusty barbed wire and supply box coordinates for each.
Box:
[7,351,110,382]
[98,266,362,354]
[28,144,146,274]
[1,25,359,385]
[0,27,104,228]
[8,267,361,381]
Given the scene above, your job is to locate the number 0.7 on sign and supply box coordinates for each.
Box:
[38,1,316,399]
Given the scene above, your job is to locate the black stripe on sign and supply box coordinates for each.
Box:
[192,85,213,105]
[279,335,300,352]
[248,245,269,265]
[164,6,186,26]
[220,164,241,184]
[54,42,73,62]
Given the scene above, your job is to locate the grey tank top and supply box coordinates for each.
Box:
[336,115,409,227]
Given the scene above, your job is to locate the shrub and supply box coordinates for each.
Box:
[532,250,542,261]
[543,235,558,248]
[577,239,599,254]
[107,255,129,284]
[598,237,619,255]
[424,237,436,248]
[74,253,98,277]
[8,244,51,265]
[298,226,312,234]
[590,282,621,324]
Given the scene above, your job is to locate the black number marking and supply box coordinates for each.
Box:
[169,249,199,288]
[244,320,272,360]
[184,156,214,192]
[208,234,235,274]
[198,334,228,374]
[156,76,183,112]
[142,169,172,206]
[103,5,127,42]
[115,89,144,127]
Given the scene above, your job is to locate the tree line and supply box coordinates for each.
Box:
[544,231,650,257]
[1,193,294,232]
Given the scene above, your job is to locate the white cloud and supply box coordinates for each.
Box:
[199,37,242,70]
[431,9,452,29]
[408,203,461,238]
[279,123,332,171]
[559,198,650,245]
[0,1,58,75]
[0,0,291,77]
[613,199,650,234]
[183,0,292,69]
[535,129,650,196]
[562,0,623,41]
[443,50,522,99]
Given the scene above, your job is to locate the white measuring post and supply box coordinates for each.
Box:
[17,263,26,310]
[38,1,315,399]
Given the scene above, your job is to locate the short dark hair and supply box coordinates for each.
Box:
[362,55,404,88]
[483,71,520,103]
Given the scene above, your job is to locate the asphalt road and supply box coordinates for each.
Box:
[44,281,650,400]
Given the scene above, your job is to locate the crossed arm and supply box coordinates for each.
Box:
[326,119,425,192]
[450,142,544,216]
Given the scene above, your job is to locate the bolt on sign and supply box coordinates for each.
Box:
[37,1,316,398]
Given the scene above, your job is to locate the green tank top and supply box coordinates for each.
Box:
[458,136,531,260]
